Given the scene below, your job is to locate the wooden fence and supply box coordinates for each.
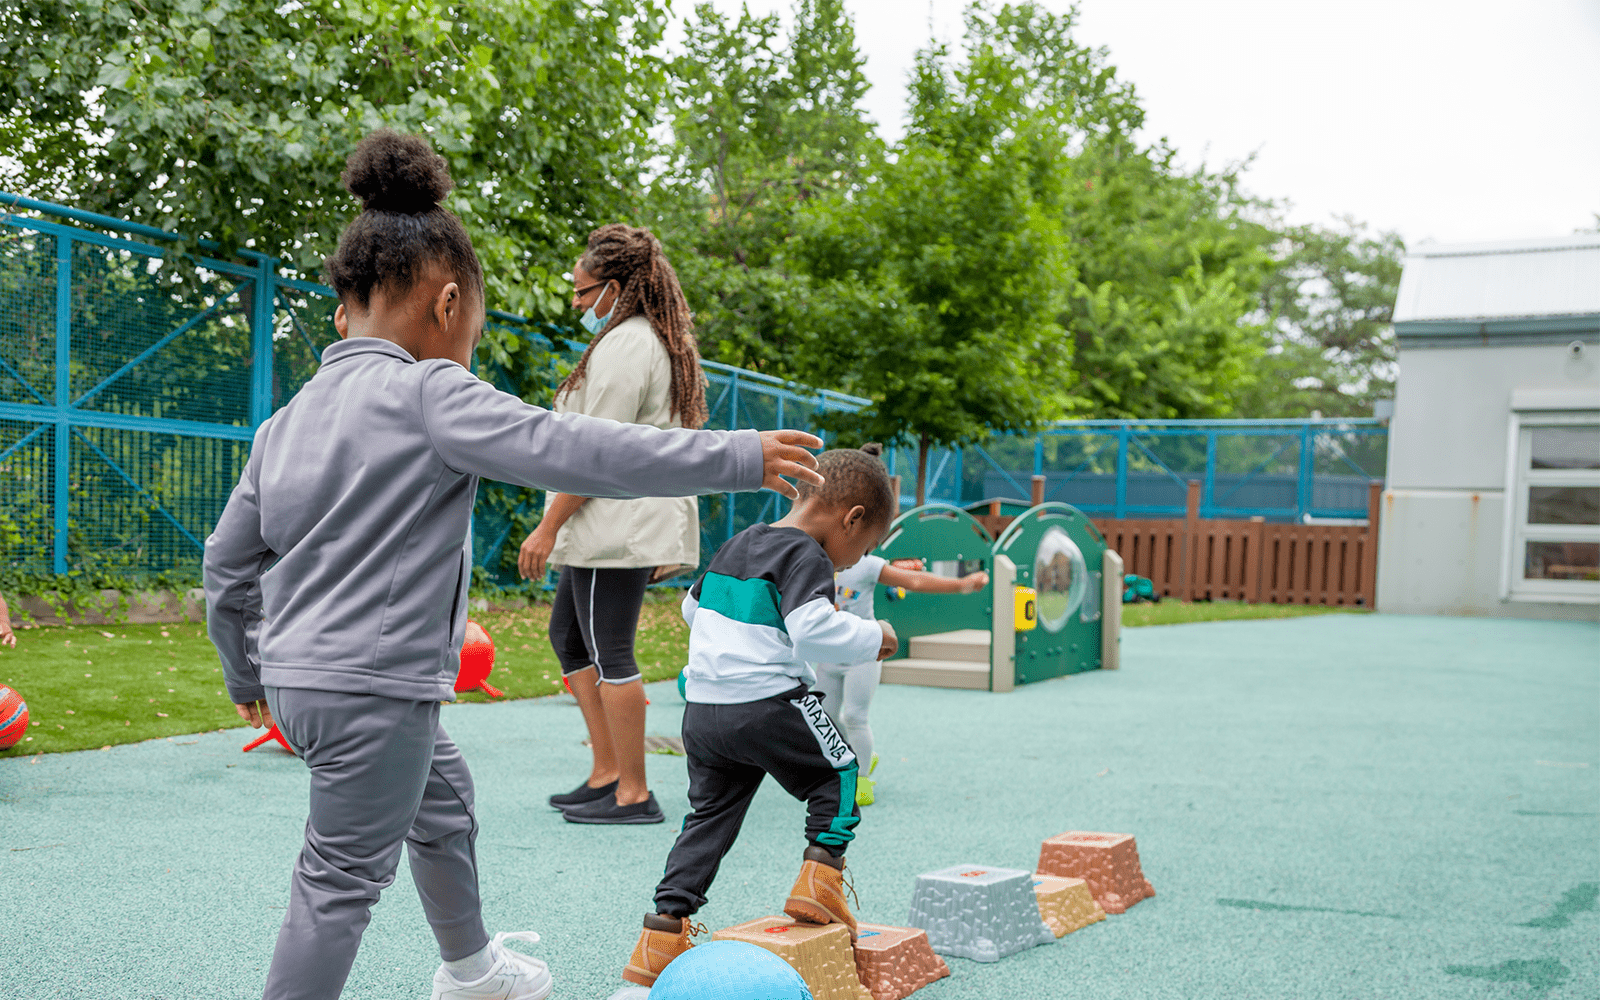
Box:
[977,478,1383,607]
[1094,480,1383,606]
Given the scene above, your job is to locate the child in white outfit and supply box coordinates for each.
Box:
[811,446,988,806]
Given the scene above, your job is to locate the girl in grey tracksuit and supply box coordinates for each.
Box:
[204,130,807,1000]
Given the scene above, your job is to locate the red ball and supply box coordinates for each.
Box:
[455,620,496,694]
[0,685,29,750]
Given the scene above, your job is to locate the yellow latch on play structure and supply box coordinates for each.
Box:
[1015,586,1038,631]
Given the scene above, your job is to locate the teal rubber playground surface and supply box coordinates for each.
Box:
[2,614,1596,1000]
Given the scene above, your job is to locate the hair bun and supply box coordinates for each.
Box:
[342,128,454,214]
[860,442,884,457]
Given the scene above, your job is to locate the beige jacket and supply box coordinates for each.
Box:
[548,315,700,570]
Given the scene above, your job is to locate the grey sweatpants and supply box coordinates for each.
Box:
[262,687,489,1000]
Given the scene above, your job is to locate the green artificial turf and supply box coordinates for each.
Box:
[2,596,1354,756]
[1120,598,1364,627]
[0,621,242,756]
[0,603,693,757]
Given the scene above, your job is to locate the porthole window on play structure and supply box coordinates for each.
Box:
[1033,526,1087,632]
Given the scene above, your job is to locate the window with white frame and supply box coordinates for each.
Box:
[1505,414,1600,601]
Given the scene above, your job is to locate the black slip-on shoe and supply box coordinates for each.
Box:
[548,779,618,811]
[562,791,665,825]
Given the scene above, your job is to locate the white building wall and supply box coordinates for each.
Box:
[1379,340,1599,620]
[1387,342,1592,491]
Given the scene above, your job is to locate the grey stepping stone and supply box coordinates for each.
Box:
[906,865,1056,963]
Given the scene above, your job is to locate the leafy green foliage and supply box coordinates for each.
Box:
[783,137,1073,501]
[0,0,1404,531]
[1245,219,1405,417]
[1,0,667,330]
[1061,143,1276,419]
[653,0,880,374]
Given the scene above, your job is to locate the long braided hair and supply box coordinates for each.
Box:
[558,224,708,429]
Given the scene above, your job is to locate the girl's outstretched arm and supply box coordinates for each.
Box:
[878,563,990,595]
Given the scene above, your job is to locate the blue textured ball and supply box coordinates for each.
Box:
[649,940,813,1000]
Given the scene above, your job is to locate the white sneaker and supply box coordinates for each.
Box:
[431,931,553,1000]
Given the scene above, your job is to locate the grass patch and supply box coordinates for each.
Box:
[2,594,1360,756]
[0,621,245,757]
[0,603,693,756]
[1121,600,1366,627]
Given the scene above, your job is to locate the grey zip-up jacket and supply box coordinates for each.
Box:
[204,337,763,704]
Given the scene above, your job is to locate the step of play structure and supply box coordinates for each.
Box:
[1037,831,1156,914]
[906,629,991,663]
[906,865,1056,962]
[852,923,950,1000]
[880,657,990,690]
[713,916,872,1000]
[1032,874,1106,937]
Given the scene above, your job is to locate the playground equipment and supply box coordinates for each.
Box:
[242,724,293,754]
[906,865,1056,962]
[1123,573,1158,603]
[1037,832,1156,915]
[875,502,1124,691]
[1032,874,1106,938]
[647,939,813,1000]
[852,924,950,1000]
[713,918,868,1000]
[454,620,503,698]
[0,685,29,750]
[687,830,1148,998]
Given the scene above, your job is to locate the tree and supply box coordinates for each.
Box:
[1,0,674,590]
[1059,142,1277,419]
[922,2,1276,421]
[1243,219,1405,418]
[653,0,880,376]
[780,7,1098,503]
[0,0,669,342]
[783,140,1073,504]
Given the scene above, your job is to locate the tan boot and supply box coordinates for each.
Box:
[784,845,858,940]
[622,913,702,986]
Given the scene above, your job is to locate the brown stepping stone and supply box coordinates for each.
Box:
[714,916,872,1000]
[852,923,950,1000]
[1037,831,1156,914]
[1032,874,1106,937]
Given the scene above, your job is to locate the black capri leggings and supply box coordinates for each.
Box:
[549,565,655,684]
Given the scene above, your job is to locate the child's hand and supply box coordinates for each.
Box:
[759,430,824,499]
[0,622,14,648]
[876,620,898,660]
[235,699,274,730]
[960,571,990,594]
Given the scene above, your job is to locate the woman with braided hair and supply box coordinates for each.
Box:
[519,223,708,825]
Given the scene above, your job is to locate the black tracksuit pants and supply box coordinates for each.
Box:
[654,686,861,918]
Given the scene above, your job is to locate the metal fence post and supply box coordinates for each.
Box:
[1203,431,1217,519]
[1114,423,1129,519]
[250,256,277,425]
[1033,436,1044,477]
[52,233,71,574]
[1297,424,1314,521]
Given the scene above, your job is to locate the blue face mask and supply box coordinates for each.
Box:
[579,282,616,335]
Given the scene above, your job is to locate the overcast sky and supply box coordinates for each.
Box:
[690,0,1600,247]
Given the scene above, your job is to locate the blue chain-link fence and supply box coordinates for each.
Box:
[1,192,1385,594]
[0,193,870,590]
[886,418,1386,523]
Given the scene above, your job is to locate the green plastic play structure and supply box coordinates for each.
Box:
[874,502,1124,692]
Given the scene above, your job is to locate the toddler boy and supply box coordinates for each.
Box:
[624,448,899,986]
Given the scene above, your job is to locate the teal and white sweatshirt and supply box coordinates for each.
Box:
[681,524,883,704]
